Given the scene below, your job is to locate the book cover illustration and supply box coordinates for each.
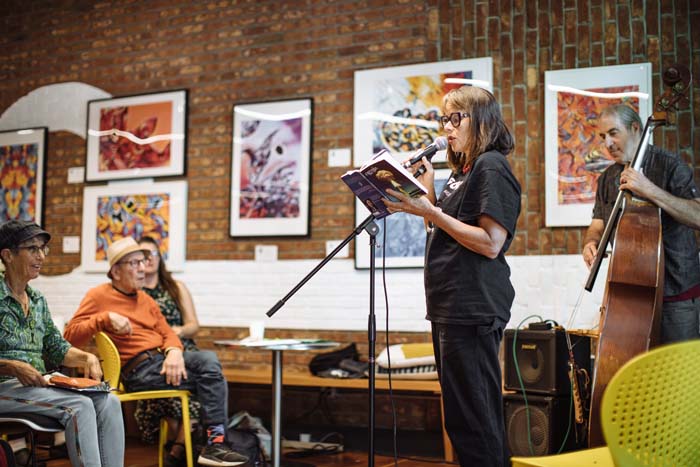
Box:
[342,150,428,219]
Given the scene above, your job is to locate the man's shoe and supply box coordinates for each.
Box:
[197,443,248,466]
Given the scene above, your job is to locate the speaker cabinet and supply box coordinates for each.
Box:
[504,328,590,395]
[504,393,586,456]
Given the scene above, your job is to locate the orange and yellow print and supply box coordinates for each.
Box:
[557,85,639,204]
[0,143,39,222]
[374,71,468,154]
[94,193,171,261]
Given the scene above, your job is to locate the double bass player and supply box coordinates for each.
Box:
[582,104,700,344]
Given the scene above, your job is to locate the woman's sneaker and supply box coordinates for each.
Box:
[197,443,248,466]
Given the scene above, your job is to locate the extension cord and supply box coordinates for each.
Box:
[282,440,344,452]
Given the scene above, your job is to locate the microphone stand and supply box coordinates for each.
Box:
[267,213,380,467]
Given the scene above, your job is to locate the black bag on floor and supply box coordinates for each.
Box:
[309,343,360,376]
[227,428,265,467]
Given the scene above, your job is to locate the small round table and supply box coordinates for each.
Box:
[216,339,339,467]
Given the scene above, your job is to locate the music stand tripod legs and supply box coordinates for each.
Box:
[267,213,381,467]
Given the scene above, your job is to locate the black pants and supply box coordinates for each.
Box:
[431,321,508,467]
[121,350,228,426]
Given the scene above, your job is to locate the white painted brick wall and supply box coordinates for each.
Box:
[33,254,607,333]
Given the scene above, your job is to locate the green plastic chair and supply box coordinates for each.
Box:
[511,339,700,467]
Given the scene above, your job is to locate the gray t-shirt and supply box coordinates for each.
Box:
[592,145,700,297]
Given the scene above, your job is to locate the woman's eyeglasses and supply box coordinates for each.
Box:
[15,245,50,256]
[145,250,160,260]
[439,112,470,128]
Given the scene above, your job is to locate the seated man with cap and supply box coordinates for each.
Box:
[0,220,124,467]
[63,237,247,467]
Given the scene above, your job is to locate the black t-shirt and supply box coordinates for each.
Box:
[424,150,522,325]
[592,145,700,297]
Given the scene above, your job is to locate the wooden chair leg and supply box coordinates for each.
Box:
[439,394,455,462]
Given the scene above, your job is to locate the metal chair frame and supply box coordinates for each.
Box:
[0,413,63,467]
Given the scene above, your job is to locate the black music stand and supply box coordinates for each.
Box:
[267,213,381,467]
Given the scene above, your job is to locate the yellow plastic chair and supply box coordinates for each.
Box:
[511,339,700,467]
[601,339,700,466]
[94,332,194,467]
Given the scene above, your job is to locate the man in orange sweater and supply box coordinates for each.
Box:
[64,237,247,467]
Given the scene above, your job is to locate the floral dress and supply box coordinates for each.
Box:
[133,284,203,444]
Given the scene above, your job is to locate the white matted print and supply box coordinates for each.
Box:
[86,89,187,181]
[353,58,492,167]
[81,180,187,272]
[544,63,651,226]
[355,169,451,269]
[230,98,312,237]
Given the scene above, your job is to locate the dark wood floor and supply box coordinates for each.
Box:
[43,438,458,467]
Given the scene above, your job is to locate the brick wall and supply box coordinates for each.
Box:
[3,0,696,441]
[1,0,697,275]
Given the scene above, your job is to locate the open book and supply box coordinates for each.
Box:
[341,149,428,219]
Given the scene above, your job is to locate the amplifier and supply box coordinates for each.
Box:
[503,328,590,395]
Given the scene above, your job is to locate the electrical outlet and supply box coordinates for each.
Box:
[62,236,80,253]
[67,167,85,184]
[328,148,351,167]
[255,245,278,261]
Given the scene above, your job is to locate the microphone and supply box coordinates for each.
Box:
[402,137,448,168]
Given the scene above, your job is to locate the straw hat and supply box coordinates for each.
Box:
[106,237,149,268]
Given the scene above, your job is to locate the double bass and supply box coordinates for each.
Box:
[584,64,691,447]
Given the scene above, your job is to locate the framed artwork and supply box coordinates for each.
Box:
[86,89,188,181]
[353,57,492,167]
[544,63,652,226]
[355,168,451,269]
[229,98,312,237]
[81,180,187,272]
[0,127,47,225]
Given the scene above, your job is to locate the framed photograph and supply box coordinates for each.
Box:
[353,58,492,167]
[81,180,187,272]
[355,169,451,269]
[0,127,47,225]
[86,89,187,181]
[229,98,312,237]
[544,63,652,226]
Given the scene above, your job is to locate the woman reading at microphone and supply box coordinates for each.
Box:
[383,85,521,467]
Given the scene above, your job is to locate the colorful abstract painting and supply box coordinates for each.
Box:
[82,181,187,271]
[355,169,451,269]
[94,193,171,261]
[556,85,639,205]
[369,73,466,155]
[230,98,312,237]
[353,58,493,166]
[98,101,173,171]
[86,90,187,181]
[237,117,302,220]
[544,63,652,226]
[0,128,46,224]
